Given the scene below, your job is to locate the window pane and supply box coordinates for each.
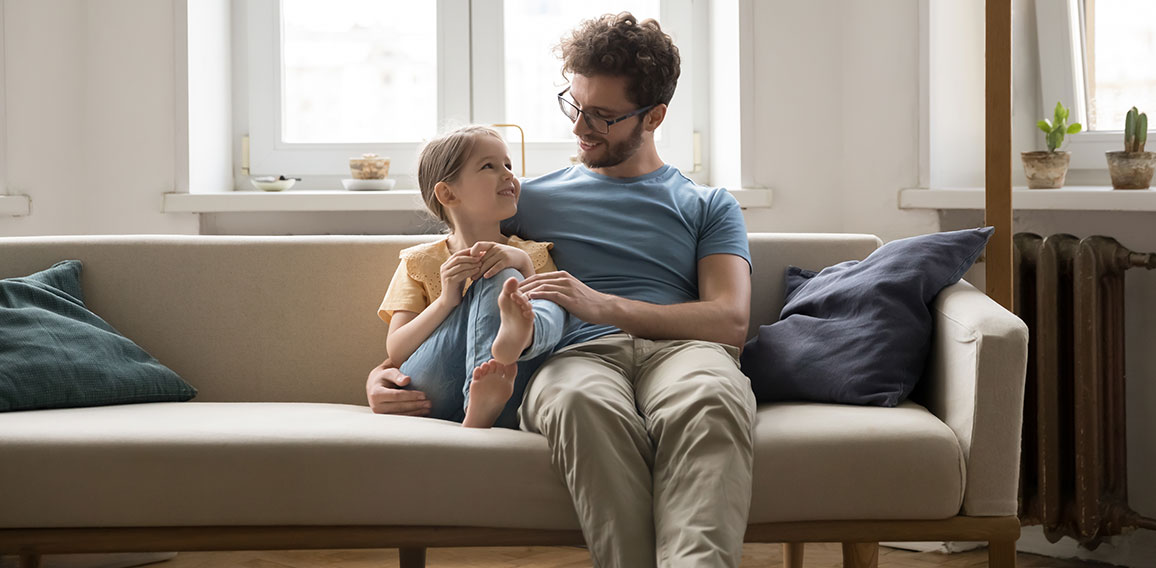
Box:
[504,1,661,142]
[281,0,437,143]
[1084,0,1156,131]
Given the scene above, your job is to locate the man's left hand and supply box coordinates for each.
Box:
[519,270,612,323]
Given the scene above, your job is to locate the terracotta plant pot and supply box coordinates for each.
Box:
[1021,151,1071,189]
[1105,151,1156,190]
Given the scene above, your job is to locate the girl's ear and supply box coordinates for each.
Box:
[434,181,457,207]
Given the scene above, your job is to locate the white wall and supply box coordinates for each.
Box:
[927,1,985,188]
[0,0,198,236]
[184,0,234,194]
[741,1,937,240]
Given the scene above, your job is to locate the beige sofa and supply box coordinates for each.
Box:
[0,234,1028,568]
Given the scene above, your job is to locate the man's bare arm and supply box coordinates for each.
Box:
[519,253,751,348]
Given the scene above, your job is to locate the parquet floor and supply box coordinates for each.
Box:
[147,543,1114,567]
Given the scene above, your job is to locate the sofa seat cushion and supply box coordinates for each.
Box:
[0,401,964,530]
[0,402,580,530]
[749,401,965,522]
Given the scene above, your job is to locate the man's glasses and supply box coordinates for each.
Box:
[557,87,656,134]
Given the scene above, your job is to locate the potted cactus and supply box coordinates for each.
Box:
[1022,102,1082,189]
[1105,107,1156,190]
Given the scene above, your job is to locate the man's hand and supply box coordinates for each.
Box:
[366,360,432,416]
[519,270,613,324]
[518,255,750,348]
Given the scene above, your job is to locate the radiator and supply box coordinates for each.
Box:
[1013,233,1156,549]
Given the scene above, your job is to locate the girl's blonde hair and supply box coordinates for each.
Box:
[417,125,505,230]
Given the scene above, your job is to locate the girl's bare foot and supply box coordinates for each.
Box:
[462,360,518,428]
[491,277,534,365]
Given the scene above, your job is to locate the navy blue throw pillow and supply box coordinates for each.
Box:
[741,227,994,406]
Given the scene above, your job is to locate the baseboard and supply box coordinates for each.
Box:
[881,541,984,553]
[1016,524,1156,568]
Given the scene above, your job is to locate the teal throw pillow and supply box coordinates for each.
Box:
[0,260,196,412]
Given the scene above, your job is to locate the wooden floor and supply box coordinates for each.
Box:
[144,543,1114,567]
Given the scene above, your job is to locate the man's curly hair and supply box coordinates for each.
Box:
[557,12,681,108]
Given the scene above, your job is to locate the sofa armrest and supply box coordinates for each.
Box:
[919,280,1029,517]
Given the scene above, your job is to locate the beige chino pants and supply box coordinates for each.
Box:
[519,333,757,568]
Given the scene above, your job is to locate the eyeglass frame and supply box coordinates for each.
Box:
[556,87,657,134]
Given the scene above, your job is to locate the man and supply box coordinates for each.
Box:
[367,13,755,567]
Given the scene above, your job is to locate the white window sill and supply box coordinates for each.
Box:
[898,186,1156,211]
[162,188,774,213]
[0,194,30,217]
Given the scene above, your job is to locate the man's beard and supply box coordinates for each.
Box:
[580,120,645,169]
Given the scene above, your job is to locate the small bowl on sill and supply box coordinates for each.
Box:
[250,176,299,192]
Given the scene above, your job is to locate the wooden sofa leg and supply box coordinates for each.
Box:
[988,540,1016,568]
[841,542,878,568]
[19,552,42,568]
[783,542,804,568]
[398,547,426,568]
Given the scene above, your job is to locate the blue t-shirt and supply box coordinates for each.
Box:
[503,164,751,347]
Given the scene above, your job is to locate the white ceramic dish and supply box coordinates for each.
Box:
[250,178,297,191]
[342,178,395,191]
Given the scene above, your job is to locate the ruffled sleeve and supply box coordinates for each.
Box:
[399,244,446,303]
[509,236,557,274]
[378,261,429,324]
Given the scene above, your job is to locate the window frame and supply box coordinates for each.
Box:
[0,0,7,198]
[1036,0,1156,170]
[243,0,696,188]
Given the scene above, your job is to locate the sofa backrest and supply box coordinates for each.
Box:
[746,233,881,333]
[0,233,879,405]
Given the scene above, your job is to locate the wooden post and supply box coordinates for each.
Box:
[986,0,1014,311]
[18,552,41,568]
[399,547,426,568]
[783,542,804,568]
[841,542,879,568]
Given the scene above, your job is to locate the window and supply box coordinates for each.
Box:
[1080,1,1156,131]
[280,1,438,144]
[243,0,695,188]
[1037,0,1156,169]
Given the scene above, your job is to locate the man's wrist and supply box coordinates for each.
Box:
[597,293,627,327]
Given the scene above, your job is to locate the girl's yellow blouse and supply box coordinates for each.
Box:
[378,235,556,323]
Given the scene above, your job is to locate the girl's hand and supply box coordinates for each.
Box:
[471,241,534,279]
[439,249,481,306]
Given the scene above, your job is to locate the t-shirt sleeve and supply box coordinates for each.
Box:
[698,189,752,271]
[378,261,429,324]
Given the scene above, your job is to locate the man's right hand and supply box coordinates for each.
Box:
[366,360,432,416]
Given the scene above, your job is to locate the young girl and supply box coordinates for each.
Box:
[378,125,569,429]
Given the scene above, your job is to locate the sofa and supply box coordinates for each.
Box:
[0,234,1028,568]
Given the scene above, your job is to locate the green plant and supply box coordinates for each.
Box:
[1037,101,1082,152]
[1125,107,1148,153]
